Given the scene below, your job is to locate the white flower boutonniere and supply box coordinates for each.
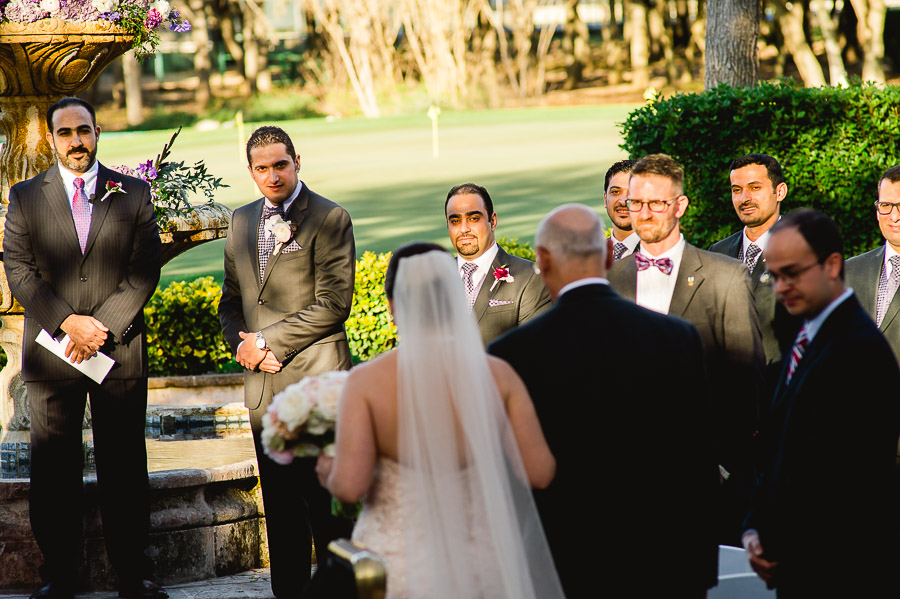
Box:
[489,265,515,292]
[265,214,296,255]
[98,180,127,202]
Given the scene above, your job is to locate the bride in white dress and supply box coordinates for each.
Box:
[315,243,565,599]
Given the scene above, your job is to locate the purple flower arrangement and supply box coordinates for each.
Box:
[1,0,191,57]
[111,127,227,228]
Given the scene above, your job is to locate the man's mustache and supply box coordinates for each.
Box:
[67,146,89,156]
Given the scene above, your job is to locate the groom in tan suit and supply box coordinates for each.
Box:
[218,126,355,598]
[445,183,550,345]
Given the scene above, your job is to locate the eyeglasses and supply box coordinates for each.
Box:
[759,261,821,287]
[624,197,679,213]
[874,200,900,216]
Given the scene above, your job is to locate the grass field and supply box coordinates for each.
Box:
[100,104,638,287]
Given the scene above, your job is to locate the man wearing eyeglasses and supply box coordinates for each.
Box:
[742,209,899,597]
[709,154,801,366]
[608,153,764,546]
[845,164,900,366]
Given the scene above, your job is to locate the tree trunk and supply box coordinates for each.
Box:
[122,51,144,127]
[655,0,678,83]
[629,0,650,89]
[704,0,759,89]
[188,0,213,105]
[809,0,847,85]
[562,0,592,90]
[848,0,886,82]
[775,0,826,87]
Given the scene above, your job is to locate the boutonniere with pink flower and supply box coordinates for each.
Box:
[264,214,296,255]
[490,265,515,291]
[98,180,126,202]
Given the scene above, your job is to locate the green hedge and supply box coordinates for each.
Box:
[621,80,900,256]
[347,251,397,363]
[144,276,239,376]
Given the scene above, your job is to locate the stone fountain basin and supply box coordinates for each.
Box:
[0,373,268,592]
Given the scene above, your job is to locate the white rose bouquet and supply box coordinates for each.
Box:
[261,370,349,465]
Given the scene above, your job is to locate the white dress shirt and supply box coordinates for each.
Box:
[558,277,609,298]
[635,234,686,314]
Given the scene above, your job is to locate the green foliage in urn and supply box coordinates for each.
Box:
[347,251,397,363]
[497,236,536,261]
[144,276,238,376]
[620,80,900,256]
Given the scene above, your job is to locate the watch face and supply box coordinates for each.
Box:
[256,335,266,349]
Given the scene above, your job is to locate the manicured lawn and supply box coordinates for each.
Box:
[100,104,637,287]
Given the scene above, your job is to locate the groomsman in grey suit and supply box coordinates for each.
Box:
[444,183,550,345]
[709,154,800,365]
[218,126,354,597]
[608,153,764,545]
[845,164,900,365]
[603,159,639,261]
[4,98,164,599]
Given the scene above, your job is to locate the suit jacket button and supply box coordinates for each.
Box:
[80,277,87,282]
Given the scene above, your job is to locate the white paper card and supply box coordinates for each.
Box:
[36,329,116,384]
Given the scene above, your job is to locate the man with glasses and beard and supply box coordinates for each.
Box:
[607,154,764,546]
[845,164,900,366]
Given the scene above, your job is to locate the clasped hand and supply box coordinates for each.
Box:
[61,314,108,364]
[236,331,283,373]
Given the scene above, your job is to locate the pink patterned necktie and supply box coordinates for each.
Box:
[72,177,91,253]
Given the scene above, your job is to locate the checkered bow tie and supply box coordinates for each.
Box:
[634,252,674,275]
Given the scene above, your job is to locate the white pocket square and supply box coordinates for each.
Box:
[488,299,515,307]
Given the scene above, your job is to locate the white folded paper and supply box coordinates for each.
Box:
[36,329,116,384]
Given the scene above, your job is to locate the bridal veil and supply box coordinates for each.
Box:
[392,251,565,599]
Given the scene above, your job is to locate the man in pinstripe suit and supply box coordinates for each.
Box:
[3,98,164,599]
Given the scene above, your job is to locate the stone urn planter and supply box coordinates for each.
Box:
[0,19,233,439]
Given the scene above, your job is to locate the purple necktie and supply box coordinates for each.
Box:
[634,251,674,275]
[73,177,91,253]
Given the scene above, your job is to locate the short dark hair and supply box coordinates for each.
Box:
[730,153,785,188]
[246,126,297,166]
[604,159,636,192]
[385,242,448,299]
[444,183,494,218]
[631,154,684,192]
[880,164,900,186]
[47,97,96,130]
[772,209,844,279]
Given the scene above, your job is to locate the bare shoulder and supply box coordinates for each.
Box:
[345,349,397,394]
[486,354,521,390]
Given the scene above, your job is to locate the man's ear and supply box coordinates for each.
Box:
[490,212,497,231]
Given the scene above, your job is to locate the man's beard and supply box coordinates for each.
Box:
[737,203,772,227]
[455,237,480,257]
[57,145,97,173]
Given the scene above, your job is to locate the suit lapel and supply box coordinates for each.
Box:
[259,185,309,292]
[853,247,883,316]
[668,244,704,317]
[43,165,83,253]
[472,246,507,321]
[82,164,113,260]
[611,252,637,301]
[248,199,264,288]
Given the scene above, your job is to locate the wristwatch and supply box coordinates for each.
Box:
[255,331,268,351]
